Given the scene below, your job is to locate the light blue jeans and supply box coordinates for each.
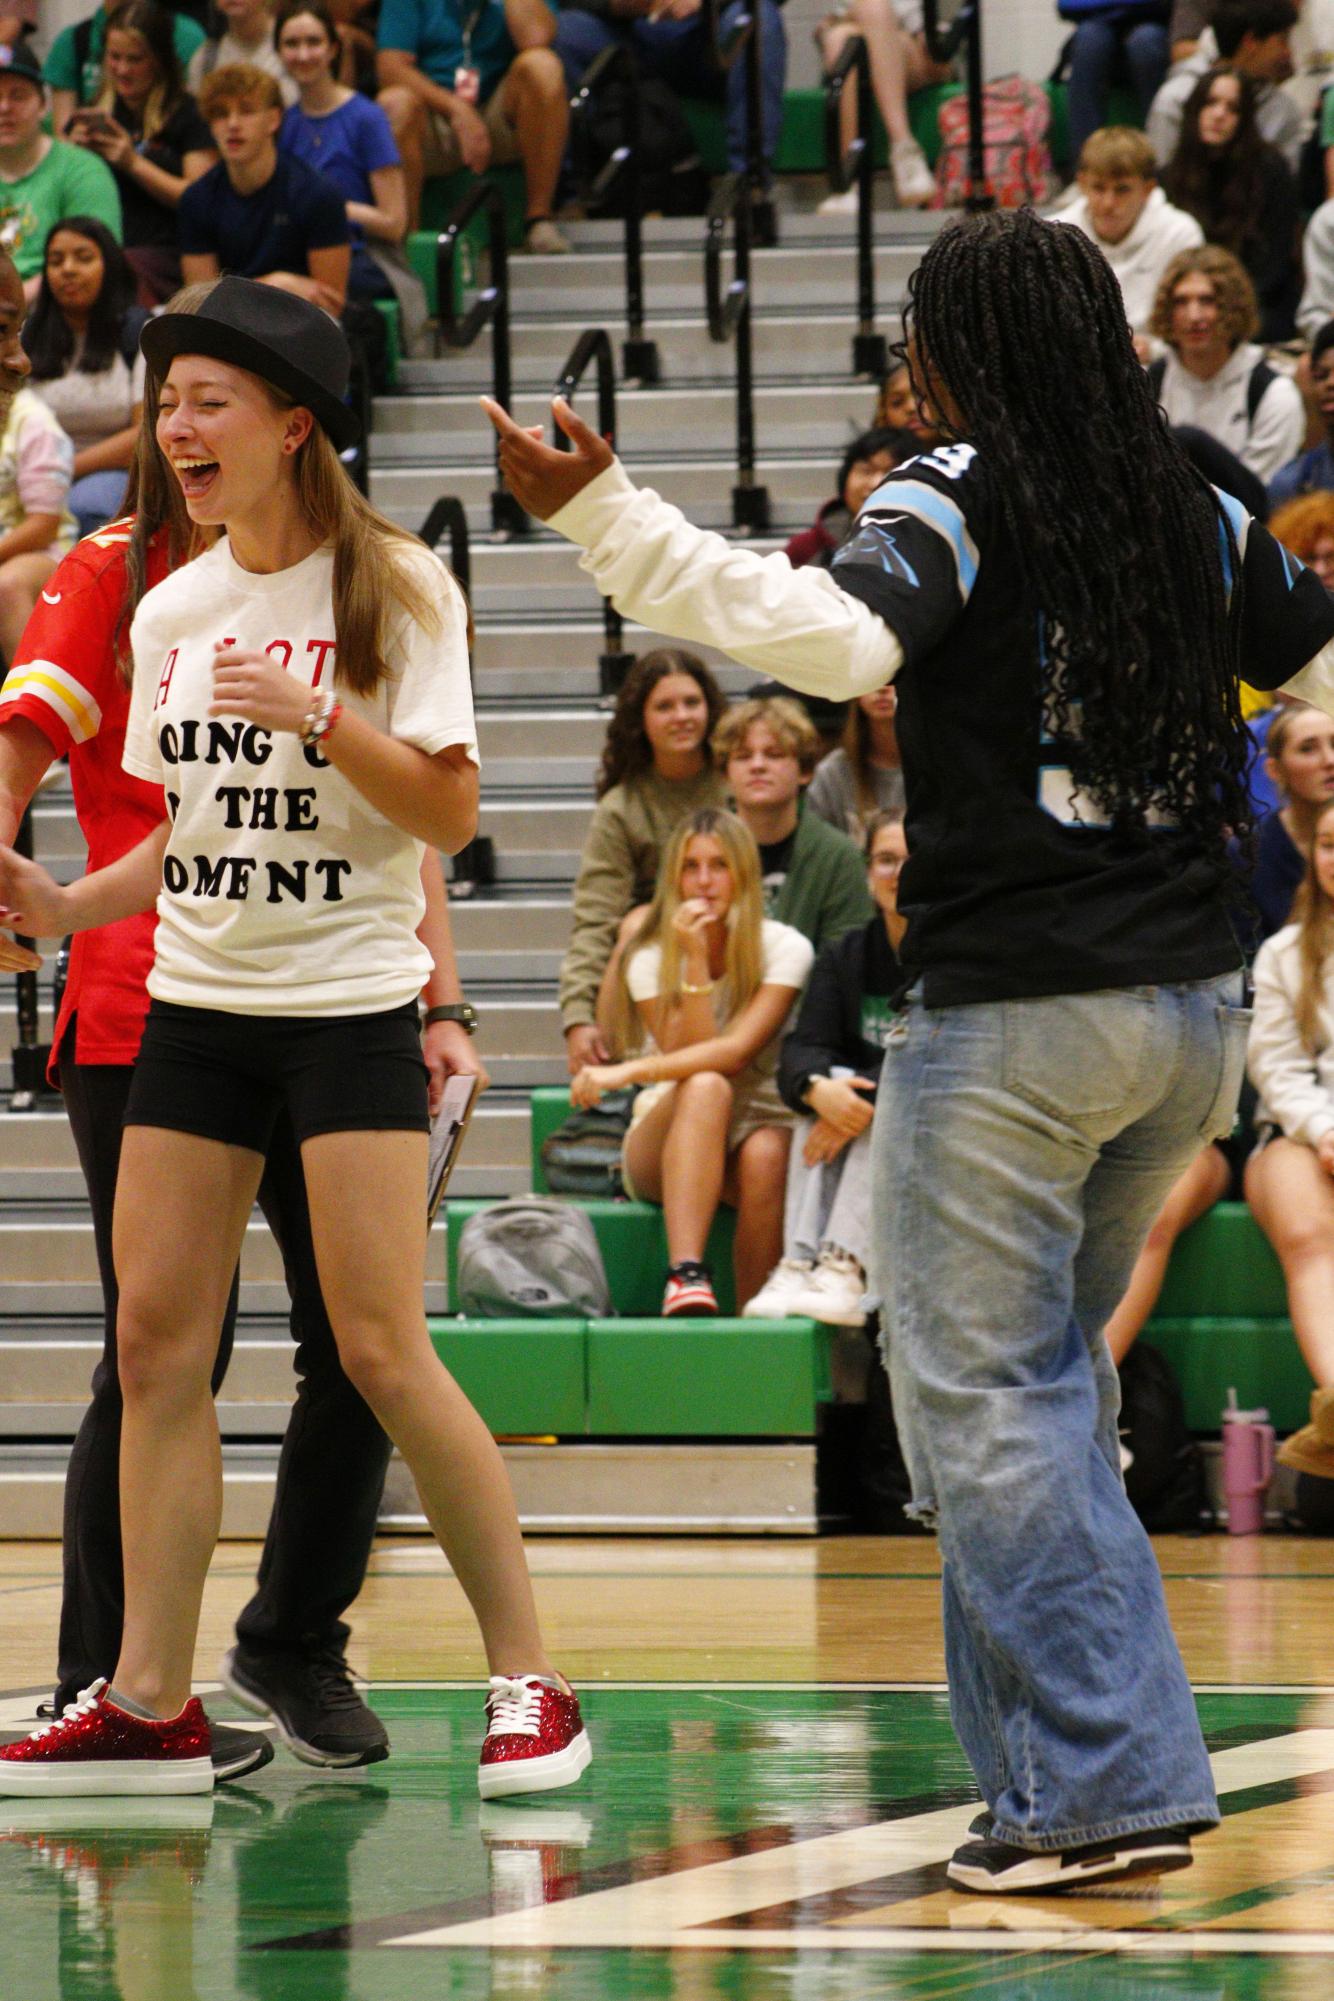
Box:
[870,975,1248,1849]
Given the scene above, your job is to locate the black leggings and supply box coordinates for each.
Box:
[56,1024,393,1708]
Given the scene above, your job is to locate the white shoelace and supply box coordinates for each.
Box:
[25,1678,107,1742]
[485,1675,543,1739]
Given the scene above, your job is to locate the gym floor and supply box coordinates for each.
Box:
[2,1533,1334,1998]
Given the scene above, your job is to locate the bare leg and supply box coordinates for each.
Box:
[111,1130,264,1716]
[622,1071,732,1264]
[1103,1144,1230,1365]
[820,20,861,160]
[846,0,949,146]
[300,1129,555,1678]
[1246,1137,1334,1386]
[379,85,425,234]
[725,1124,792,1307]
[497,49,569,221]
[0,550,57,663]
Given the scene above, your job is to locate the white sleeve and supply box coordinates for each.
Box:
[1241,375,1308,485]
[121,603,166,785]
[382,551,478,765]
[1247,939,1334,1149]
[1299,202,1334,342]
[625,939,664,1002]
[550,462,903,703]
[762,920,816,989]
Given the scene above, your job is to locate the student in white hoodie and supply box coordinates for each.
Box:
[1147,242,1305,480]
[1060,125,1202,333]
[1247,793,1334,1484]
[1147,0,1301,168]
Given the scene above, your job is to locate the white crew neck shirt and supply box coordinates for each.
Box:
[123,536,476,1016]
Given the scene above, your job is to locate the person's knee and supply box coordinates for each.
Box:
[332,1319,415,1410]
[378,85,422,137]
[676,1069,733,1121]
[115,1303,203,1403]
[509,45,565,102]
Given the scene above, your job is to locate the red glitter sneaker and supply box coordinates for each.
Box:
[478,1675,591,1800]
[0,1680,213,1797]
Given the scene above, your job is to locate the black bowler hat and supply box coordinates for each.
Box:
[140,276,359,451]
[0,43,46,89]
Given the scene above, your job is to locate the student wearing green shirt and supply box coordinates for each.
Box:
[45,0,205,136]
[0,43,122,296]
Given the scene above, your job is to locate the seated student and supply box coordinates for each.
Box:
[1248,699,1334,938]
[1063,0,1171,167]
[377,0,571,252]
[177,63,349,315]
[24,217,146,537]
[874,356,943,448]
[0,42,123,301]
[185,0,297,104]
[1295,199,1334,342]
[559,648,727,1075]
[1147,245,1305,483]
[816,0,952,213]
[45,0,205,136]
[806,683,904,842]
[1270,321,1334,508]
[1147,0,1301,171]
[785,427,917,573]
[64,0,215,304]
[713,694,875,950]
[571,807,811,1317]
[745,809,907,1327]
[1246,794,1334,1484]
[0,377,76,663]
[1161,64,1300,340]
[1058,126,1203,338]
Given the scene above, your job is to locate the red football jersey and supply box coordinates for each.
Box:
[0,518,170,1074]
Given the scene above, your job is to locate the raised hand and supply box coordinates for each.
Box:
[481,396,614,521]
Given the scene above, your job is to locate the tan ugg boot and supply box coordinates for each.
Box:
[1278,1388,1334,1477]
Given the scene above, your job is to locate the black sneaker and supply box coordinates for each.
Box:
[218,1645,389,1769]
[210,1720,275,1784]
[947,1824,1195,1894]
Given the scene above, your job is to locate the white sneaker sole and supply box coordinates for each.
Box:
[478,1729,592,1800]
[789,1294,867,1327]
[0,1756,213,1797]
[947,1841,1193,1893]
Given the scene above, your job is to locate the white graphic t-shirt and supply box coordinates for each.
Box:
[122,536,476,1016]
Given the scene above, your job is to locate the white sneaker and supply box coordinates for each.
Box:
[891,137,936,209]
[742,1258,816,1319]
[788,1249,868,1327]
[816,187,859,216]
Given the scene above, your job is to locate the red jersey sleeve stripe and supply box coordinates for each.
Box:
[0,660,102,743]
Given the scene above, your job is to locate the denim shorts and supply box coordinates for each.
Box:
[124,998,429,1154]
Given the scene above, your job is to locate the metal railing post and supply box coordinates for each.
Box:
[437,181,528,535]
[824,34,887,378]
[569,45,662,383]
[705,175,770,531]
[923,0,992,211]
[554,328,636,695]
[702,0,775,246]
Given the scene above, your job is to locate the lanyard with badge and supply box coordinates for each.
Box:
[455,0,486,103]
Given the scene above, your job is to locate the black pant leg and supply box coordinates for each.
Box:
[55,1037,239,1707]
[233,1109,390,1656]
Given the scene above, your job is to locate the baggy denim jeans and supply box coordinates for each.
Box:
[870,975,1248,1848]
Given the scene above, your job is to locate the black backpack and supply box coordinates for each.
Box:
[1117,1343,1213,1533]
[539,1087,637,1198]
[581,77,710,218]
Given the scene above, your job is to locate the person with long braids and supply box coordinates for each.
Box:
[0,277,589,1799]
[486,207,1334,1892]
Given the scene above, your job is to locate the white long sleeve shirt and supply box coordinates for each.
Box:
[1249,924,1334,1147]
[1057,187,1203,332]
[1153,344,1306,484]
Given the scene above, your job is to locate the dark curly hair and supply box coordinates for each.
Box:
[902,208,1252,864]
[595,648,727,798]
[1162,65,1273,262]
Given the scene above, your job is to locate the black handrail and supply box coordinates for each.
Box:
[922,0,992,211]
[569,44,661,384]
[555,329,636,696]
[705,175,770,531]
[823,34,887,378]
[418,495,473,697]
[437,180,527,535]
[702,0,775,246]
[8,806,52,1111]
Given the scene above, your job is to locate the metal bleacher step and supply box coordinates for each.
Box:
[464,530,786,614]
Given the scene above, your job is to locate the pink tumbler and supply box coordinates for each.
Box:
[1221,1393,1275,1536]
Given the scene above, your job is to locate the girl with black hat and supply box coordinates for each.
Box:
[0,276,590,1801]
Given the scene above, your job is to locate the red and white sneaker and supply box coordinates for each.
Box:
[478,1675,591,1800]
[662,1260,718,1317]
[0,1680,213,1797]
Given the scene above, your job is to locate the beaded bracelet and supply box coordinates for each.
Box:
[299,687,344,748]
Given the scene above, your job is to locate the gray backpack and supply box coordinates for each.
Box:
[455,1197,612,1319]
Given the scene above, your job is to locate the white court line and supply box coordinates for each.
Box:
[389,1730,1334,1953]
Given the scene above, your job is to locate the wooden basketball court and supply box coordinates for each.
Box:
[2,1531,1334,1997]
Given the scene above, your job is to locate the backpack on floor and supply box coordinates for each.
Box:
[456,1197,613,1318]
[1117,1344,1213,1533]
[931,77,1056,211]
[540,1087,636,1198]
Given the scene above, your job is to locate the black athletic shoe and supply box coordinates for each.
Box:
[218,1645,390,1769]
[210,1721,275,1784]
[947,1824,1195,1894]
